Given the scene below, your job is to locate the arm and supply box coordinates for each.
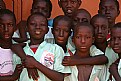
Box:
[62,49,108,66]
[0,64,23,81]
[109,63,121,81]
[11,44,39,80]
[17,20,27,39]
[25,55,64,81]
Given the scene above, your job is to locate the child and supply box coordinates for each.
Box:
[0,9,23,81]
[17,0,53,40]
[52,15,107,66]
[91,14,119,81]
[72,8,91,26]
[109,22,121,81]
[0,0,6,9]
[63,22,106,81]
[13,12,71,81]
[99,0,120,28]
[58,0,82,18]
[91,14,118,65]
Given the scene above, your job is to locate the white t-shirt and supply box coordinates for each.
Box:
[0,47,14,76]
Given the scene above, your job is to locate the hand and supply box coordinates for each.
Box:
[109,63,118,73]
[12,64,23,80]
[24,55,37,68]
[27,68,39,80]
[62,56,79,66]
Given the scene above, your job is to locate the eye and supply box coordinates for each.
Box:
[0,24,4,28]
[82,18,88,23]
[86,36,91,39]
[75,36,80,39]
[71,1,76,4]
[29,22,36,26]
[8,23,14,27]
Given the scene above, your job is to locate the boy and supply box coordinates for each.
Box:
[0,9,23,81]
[13,12,71,81]
[64,22,106,81]
[58,0,82,18]
[98,0,120,28]
[108,22,121,81]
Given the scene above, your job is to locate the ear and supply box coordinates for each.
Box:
[51,28,54,35]
[30,9,33,14]
[117,10,120,17]
[98,10,101,14]
[92,37,95,44]
[46,27,49,34]
[78,0,82,7]
[58,0,62,8]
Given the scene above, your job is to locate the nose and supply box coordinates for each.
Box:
[66,1,72,8]
[4,25,9,32]
[114,38,119,45]
[97,27,102,34]
[37,8,42,13]
[105,8,110,14]
[81,37,86,43]
[59,30,64,37]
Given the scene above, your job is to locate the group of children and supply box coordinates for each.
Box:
[0,0,121,81]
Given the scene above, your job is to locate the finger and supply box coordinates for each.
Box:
[27,69,31,79]
[31,69,38,80]
[68,48,73,56]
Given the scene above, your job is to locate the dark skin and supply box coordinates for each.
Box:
[22,14,64,81]
[0,13,23,81]
[109,27,121,81]
[0,64,23,81]
[98,0,120,28]
[17,0,51,40]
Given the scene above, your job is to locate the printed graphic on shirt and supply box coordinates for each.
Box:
[40,51,54,69]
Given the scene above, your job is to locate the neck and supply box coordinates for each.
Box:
[57,43,67,53]
[75,49,90,58]
[94,41,107,52]
[109,21,115,28]
[30,38,44,46]
[0,40,12,49]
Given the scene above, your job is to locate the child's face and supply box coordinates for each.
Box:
[73,11,91,26]
[31,1,50,18]
[0,14,15,41]
[52,20,71,45]
[27,15,48,40]
[93,17,108,43]
[59,0,81,17]
[99,0,119,23]
[73,26,94,52]
[111,28,121,54]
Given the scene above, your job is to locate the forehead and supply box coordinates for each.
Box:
[101,0,116,7]
[28,14,47,23]
[93,17,108,24]
[111,28,121,36]
[0,14,14,21]
[75,26,93,34]
[33,1,48,7]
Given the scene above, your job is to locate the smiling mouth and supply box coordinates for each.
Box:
[4,34,10,39]
[35,31,41,35]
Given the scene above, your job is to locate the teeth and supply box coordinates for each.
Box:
[81,47,86,49]
[35,31,40,34]
[67,10,72,13]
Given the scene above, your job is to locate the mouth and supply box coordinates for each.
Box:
[4,34,10,39]
[35,30,41,35]
[67,9,72,14]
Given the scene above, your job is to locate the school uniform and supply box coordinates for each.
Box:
[64,48,106,81]
[13,41,71,81]
[105,47,119,81]
[111,59,121,81]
